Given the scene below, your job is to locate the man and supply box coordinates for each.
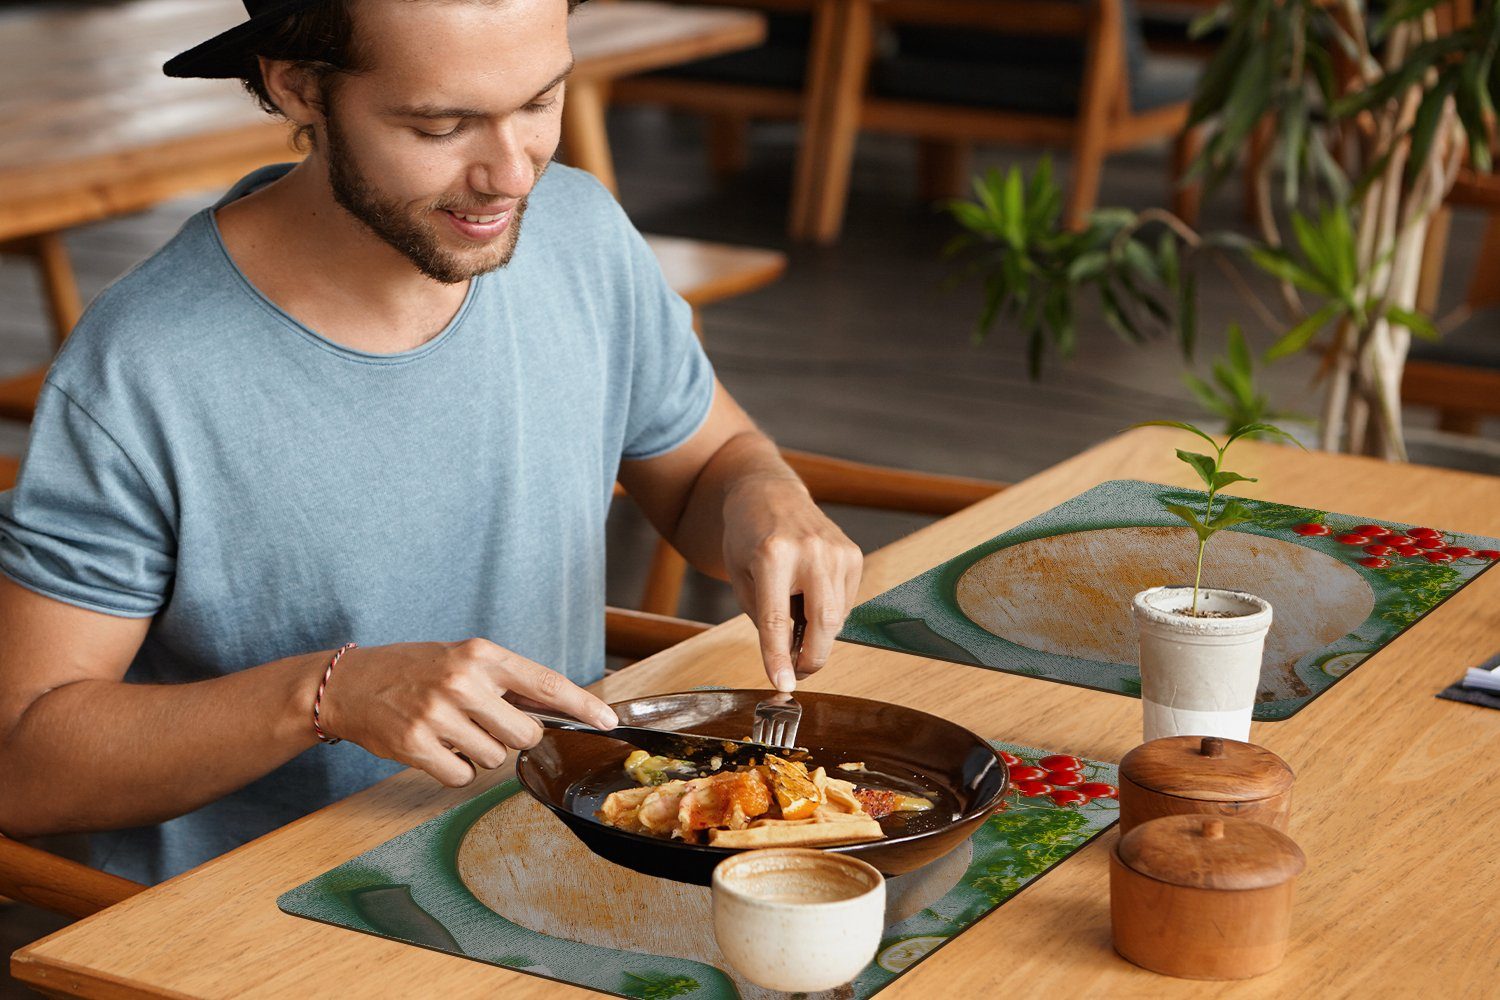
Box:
[0,0,862,884]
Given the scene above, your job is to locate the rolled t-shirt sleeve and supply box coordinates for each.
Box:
[0,382,175,617]
[617,227,716,461]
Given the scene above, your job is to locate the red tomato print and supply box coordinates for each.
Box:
[1358,557,1390,569]
[1293,523,1330,536]
[1353,525,1389,537]
[1337,534,1370,545]
[1047,770,1084,786]
[1077,782,1118,799]
[1409,527,1441,539]
[1039,755,1082,771]
[1362,544,1393,556]
[1444,547,1473,559]
[1415,537,1446,549]
[998,751,1021,767]
[1424,552,1454,563]
[1479,550,1500,560]
[1395,545,1423,557]
[1014,780,1053,797]
[1382,535,1413,546]
[1009,767,1048,783]
[1049,789,1090,807]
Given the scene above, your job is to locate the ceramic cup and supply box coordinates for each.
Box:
[1133,586,1273,743]
[712,848,886,993]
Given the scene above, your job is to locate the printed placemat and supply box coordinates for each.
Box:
[840,480,1499,721]
[278,742,1118,999]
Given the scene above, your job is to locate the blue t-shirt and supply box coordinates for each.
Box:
[0,163,714,883]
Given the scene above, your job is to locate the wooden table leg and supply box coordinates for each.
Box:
[1066,0,1123,230]
[562,77,619,196]
[1,232,83,345]
[1416,205,1452,316]
[790,0,872,245]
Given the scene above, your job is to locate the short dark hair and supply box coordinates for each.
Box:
[238,0,582,150]
[237,0,366,150]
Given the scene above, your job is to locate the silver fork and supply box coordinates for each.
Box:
[751,693,802,749]
[752,596,806,749]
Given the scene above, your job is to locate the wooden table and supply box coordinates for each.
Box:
[0,0,765,338]
[15,426,1500,996]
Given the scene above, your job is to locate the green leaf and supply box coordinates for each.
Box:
[1164,501,1216,542]
[1183,371,1232,418]
[1130,419,1219,449]
[1265,304,1339,361]
[1211,470,1258,490]
[1386,306,1440,341]
[1207,499,1257,531]
[1001,167,1026,247]
[1226,323,1252,377]
[1406,74,1459,187]
[1226,421,1307,451]
[1067,250,1109,283]
[1178,268,1198,359]
[1176,449,1219,489]
[1248,247,1332,297]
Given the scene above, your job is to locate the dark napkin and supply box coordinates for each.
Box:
[1437,651,1500,711]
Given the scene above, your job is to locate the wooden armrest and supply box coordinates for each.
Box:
[604,606,711,661]
[0,837,145,920]
[0,455,17,491]
[779,448,1006,516]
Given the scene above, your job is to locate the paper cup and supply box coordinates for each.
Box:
[1133,587,1273,743]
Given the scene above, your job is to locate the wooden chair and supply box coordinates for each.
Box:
[614,0,1200,242]
[1404,168,1500,435]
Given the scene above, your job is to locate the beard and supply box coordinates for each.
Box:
[323,112,540,285]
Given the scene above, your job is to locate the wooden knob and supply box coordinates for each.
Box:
[1202,818,1225,839]
[1199,737,1226,758]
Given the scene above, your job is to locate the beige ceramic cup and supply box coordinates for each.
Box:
[712,848,886,993]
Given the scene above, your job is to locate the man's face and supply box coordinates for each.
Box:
[315,0,572,283]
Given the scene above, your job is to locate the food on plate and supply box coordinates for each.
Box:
[596,751,929,849]
[623,749,695,786]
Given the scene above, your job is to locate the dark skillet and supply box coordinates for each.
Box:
[515,690,1009,886]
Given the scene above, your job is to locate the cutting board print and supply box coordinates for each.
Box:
[955,527,1373,702]
[278,743,1120,999]
[841,480,1500,720]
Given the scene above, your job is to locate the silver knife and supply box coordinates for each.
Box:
[529,712,809,768]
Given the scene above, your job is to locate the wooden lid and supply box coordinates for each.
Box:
[1117,815,1306,890]
[1120,736,1294,803]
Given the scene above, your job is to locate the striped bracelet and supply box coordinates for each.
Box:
[312,642,358,745]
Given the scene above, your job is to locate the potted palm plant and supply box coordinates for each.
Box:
[946,1,1499,459]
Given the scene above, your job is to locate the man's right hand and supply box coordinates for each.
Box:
[315,638,617,787]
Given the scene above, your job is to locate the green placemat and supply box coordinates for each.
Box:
[278,742,1118,999]
[840,479,1499,721]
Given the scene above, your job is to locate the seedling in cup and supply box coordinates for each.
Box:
[1132,420,1302,616]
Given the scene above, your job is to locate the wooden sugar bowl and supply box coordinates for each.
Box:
[1111,815,1306,980]
[1119,735,1294,834]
